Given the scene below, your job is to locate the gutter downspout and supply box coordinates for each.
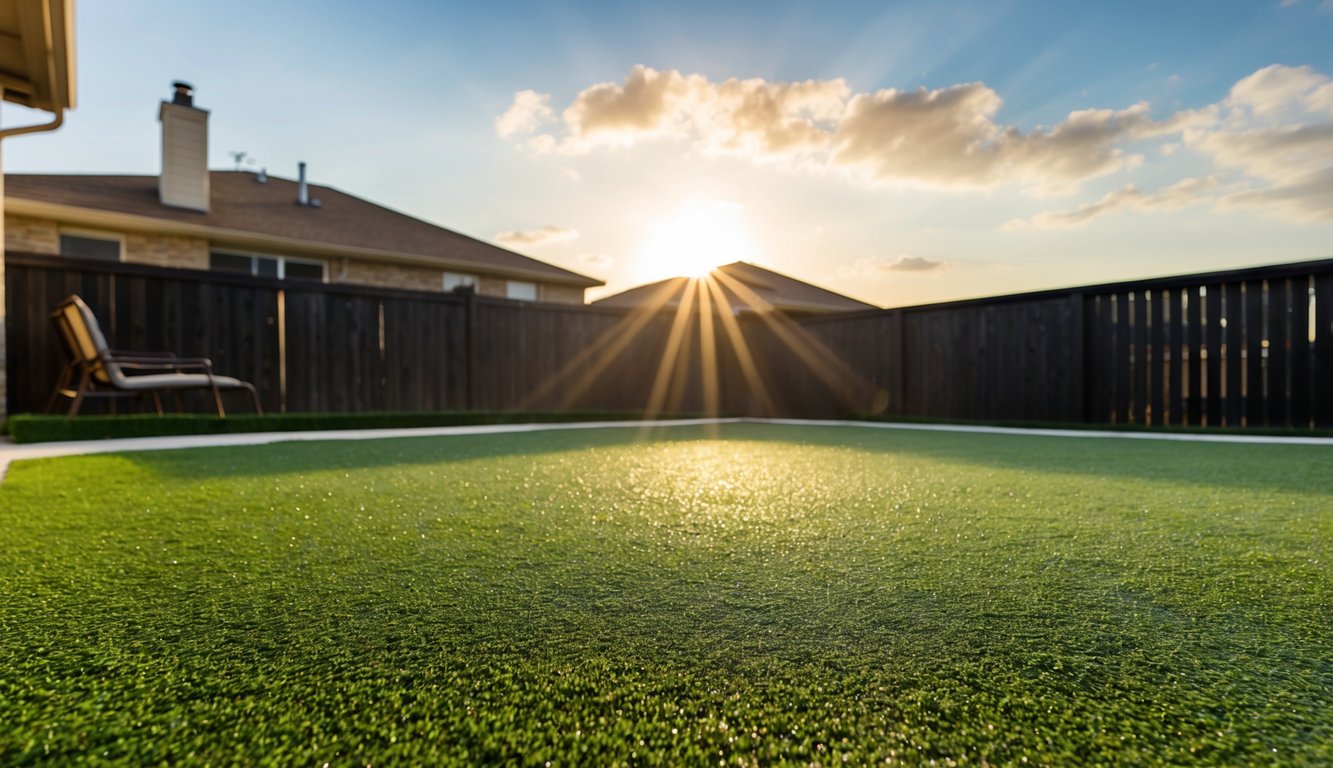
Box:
[0,110,67,427]
[0,108,65,140]
[0,0,73,427]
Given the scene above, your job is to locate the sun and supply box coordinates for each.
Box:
[637,201,758,280]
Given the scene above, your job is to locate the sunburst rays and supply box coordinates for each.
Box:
[518,270,881,420]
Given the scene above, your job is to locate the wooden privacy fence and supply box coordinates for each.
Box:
[5,251,1333,428]
[787,258,1333,428]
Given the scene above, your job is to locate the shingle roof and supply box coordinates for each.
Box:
[4,172,602,286]
[591,261,878,313]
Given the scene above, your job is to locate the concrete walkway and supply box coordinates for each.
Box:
[2,416,1330,482]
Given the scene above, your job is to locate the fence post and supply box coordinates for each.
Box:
[465,287,477,410]
[892,310,906,415]
[1070,292,1086,421]
[0,149,7,427]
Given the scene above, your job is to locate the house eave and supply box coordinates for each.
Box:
[5,196,604,287]
[0,0,76,113]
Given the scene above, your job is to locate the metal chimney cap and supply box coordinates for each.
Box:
[170,81,195,107]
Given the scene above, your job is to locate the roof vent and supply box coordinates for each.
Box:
[297,161,309,205]
[170,81,194,107]
[256,167,267,183]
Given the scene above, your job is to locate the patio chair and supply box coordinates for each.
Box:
[46,294,263,417]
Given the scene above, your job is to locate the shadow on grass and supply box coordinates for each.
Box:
[96,422,1333,498]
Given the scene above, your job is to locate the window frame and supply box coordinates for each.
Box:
[506,280,538,302]
[443,272,479,292]
[58,228,125,262]
[209,250,327,282]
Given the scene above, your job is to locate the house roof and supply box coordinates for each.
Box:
[4,172,602,287]
[592,261,878,313]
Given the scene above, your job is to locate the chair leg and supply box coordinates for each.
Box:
[243,383,263,415]
[151,391,165,416]
[46,362,74,414]
[67,371,91,417]
[212,383,227,418]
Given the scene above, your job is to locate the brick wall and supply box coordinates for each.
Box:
[124,232,209,268]
[335,258,443,292]
[540,283,585,305]
[478,276,508,298]
[4,214,58,253]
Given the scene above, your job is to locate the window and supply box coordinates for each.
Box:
[506,280,537,301]
[443,272,478,292]
[283,260,325,281]
[210,251,325,281]
[59,231,122,262]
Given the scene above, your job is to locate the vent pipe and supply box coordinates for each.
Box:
[170,81,194,107]
[297,162,309,205]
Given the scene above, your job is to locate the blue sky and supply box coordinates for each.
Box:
[6,0,1333,305]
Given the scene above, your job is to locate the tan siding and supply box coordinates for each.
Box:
[540,283,584,305]
[4,214,59,254]
[335,258,443,291]
[124,232,209,268]
[478,276,508,298]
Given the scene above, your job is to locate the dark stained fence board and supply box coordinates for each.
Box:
[1245,280,1266,427]
[1187,287,1203,426]
[1316,273,1333,428]
[1132,291,1146,424]
[1087,295,1112,422]
[1223,283,1243,427]
[1205,284,1223,427]
[1167,289,1184,425]
[1149,289,1165,425]
[1290,277,1312,429]
[1267,278,1292,428]
[1114,294,1132,424]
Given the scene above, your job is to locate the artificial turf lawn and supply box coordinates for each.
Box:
[0,424,1328,765]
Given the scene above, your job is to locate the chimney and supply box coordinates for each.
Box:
[158,81,210,212]
[297,161,309,205]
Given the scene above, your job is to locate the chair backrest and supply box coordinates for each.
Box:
[51,295,125,386]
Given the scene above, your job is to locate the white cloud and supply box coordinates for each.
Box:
[502,66,1172,190]
[834,87,1163,191]
[837,254,948,278]
[886,255,947,272]
[579,252,613,269]
[495,90,555,139]
[1005,177,1220,230]
[1219,166,1333,220]
[1179,64,1333,220]
[494,225,580,248]
[1225,64,1333,120]
[503,63,1333,219]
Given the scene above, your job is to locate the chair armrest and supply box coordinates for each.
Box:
[106,349,178,360]
[109,355,216,374]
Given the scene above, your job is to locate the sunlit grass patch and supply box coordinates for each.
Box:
[1,424,1329,765]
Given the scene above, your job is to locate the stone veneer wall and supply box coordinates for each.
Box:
[334,258,444,292]
[4,214,208,268]
[5,214,58,253]
[477,276,508,298]
[124,232,208,268]
[540,284,585,305]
